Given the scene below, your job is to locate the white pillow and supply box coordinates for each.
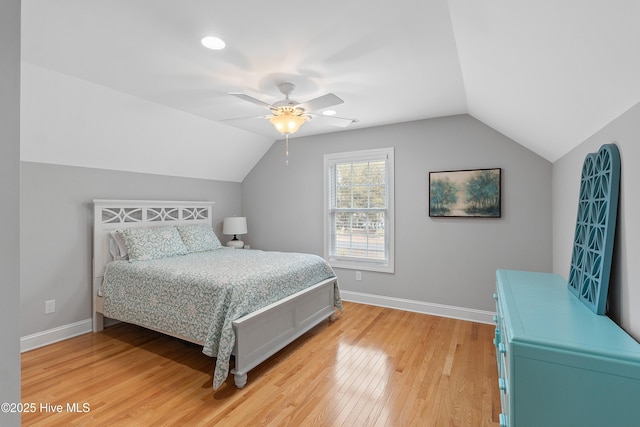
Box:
[109,230,128,260]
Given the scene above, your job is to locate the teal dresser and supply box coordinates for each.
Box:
[494,269,640,427]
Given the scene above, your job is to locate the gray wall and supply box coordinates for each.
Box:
[242,115,552,312]
[20,162,243,336]
[553,102,640,340]
[0,0,21,424]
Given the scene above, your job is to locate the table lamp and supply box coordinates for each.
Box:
[223,216,247,249]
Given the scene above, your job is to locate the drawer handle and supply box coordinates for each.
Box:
[498,378,506,391]
[499,413,508,427]
[498,343,506,354]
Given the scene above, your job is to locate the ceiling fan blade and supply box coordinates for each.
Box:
[229,92,273,109]
[310,114,356,128]
[325,116,356,128]
[219,114,269,122]
[297,93,344,112]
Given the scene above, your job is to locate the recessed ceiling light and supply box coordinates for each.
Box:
[322,110,337,116]
[201,36,226,50]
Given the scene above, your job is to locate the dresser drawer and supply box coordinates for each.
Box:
[493,290,510,425]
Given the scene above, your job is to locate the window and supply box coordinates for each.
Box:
[324,147,394,273]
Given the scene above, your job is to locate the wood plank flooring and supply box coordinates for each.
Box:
[21,302,501,426]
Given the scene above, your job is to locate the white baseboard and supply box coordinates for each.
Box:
[20,295,494,352]
[340,290,496,324]
[21,318,93,353]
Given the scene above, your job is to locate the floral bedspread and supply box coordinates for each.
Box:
[101,248,341,389]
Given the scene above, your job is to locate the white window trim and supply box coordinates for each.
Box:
[323,147,395,273]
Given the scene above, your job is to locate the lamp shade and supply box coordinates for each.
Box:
[269,114,308,135]
[222,217,247,235]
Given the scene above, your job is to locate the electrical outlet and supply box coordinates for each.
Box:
[356,271,362,281]
[45,299,55,314]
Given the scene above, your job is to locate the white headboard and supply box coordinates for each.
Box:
[92,199,215,331]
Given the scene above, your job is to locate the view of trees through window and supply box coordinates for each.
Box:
[332,160,387,260]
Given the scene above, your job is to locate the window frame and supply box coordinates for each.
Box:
[323,147,395,273]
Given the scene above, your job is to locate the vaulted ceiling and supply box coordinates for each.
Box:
[20,0,640,182]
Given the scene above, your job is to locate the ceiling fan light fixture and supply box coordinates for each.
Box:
[268,107,309,135]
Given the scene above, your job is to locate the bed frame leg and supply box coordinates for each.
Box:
[93,312,104,332]
[233,372,247,388]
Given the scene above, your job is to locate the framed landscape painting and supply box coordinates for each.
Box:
[429,168,501,218]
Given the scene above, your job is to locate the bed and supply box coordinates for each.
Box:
[92,199,341,389]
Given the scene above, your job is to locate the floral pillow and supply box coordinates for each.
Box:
[119,226,188,261]
[177,224,222,253]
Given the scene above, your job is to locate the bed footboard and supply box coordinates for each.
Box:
[231,277,337,388]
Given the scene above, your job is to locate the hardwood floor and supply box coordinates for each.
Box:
[21,302,501,426]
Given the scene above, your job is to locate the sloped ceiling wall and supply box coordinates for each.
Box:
[448,0,640,161]
[20,0,640,182]
[21,63,274,182]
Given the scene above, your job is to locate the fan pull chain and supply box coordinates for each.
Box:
[285,134,289,166]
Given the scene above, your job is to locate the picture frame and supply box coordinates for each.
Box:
[429,168,501,218]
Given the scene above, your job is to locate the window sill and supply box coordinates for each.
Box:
[329,259,394,274]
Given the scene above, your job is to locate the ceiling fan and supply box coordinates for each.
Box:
[229,82,356,164]
[229,82,356,135]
